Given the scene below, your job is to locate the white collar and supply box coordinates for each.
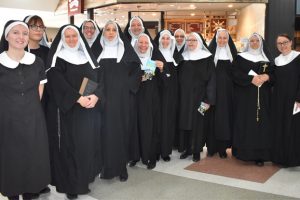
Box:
[0,51,35,69]
[275,50,300,66]
[239,51,269,63]
[214,46,232,65]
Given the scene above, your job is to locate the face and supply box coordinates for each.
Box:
[64,28,78,48]
[187,34,198,51]
[137,35,149,54]
[130,19,143,36]
[104,23,117,41]
[28,20,45,42]
[175,31,185,45]
[217,31,228,47]
[83,21,96,40]
[161,34,170,48]
[276,36,292,55]
[249,35,260,50]
[6,24,29,50]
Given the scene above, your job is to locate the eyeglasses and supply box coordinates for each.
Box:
[29,25,46,31]
[186,39,197,42]
[277,40,290,46]
[83,26,96,31]
[175,35,185,38]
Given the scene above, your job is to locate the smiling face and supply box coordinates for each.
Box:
[83,21,96,40]
[187,34,198,51]
[6,24,29,50]
[130,19,143,36]
[103,23,117,41]
[174,30,185,45]
[64,28,78,48]
[161,34,171,49]
[276,36,292,56]
[249,35,260,50]
[217,31,228,47]
[137,35,149,54]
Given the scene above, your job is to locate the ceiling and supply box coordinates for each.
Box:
[0,0,60,11]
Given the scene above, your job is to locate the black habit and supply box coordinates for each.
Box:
[271,51,300,167]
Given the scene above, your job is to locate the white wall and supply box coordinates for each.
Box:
[236,3,266,50]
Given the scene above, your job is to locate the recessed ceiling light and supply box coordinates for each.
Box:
[170,5,175,7]
[228,4,233,8]
[191,13,195,16]
[152,13,157,16]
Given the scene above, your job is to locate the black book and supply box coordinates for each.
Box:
[79,77,98,96]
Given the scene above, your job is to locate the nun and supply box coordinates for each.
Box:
[231,33,274,166]
[133,33,168,169]
[178,32,216,162]
[97,20,142,182]
[0,20,50,200]
[80,19,101,58]
[124,16,153,47]
[271,34,300,167]
[24,15,51,117]
[153,30,183,161]
[23,15,50,64]
[45,24,103,199]
[174,28,186,54]
[206,29,237,158]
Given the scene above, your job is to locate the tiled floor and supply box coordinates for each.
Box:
[1,149,300,200]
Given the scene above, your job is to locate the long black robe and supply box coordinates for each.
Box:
[100,58,142,179]
[0,56,50,197]
[159,61,178,157]
[271,54,300,167]
[205,60,234,154]
[178,57,216,154]
[46,57,102,194]
[231,56,273,161]
[138,53,169,164]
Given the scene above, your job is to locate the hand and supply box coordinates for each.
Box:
[251,76,263,87]
[202,102,210,110]
[85,94,99,108]
[77,96,90,107]
[258,74,269,82]
[155,60,164,72]
[296,102,300,111]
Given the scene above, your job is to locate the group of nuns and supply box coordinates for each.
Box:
[0,14,300,200]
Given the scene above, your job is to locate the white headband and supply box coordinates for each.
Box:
[5,22,28,38]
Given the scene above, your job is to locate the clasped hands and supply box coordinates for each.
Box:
[251,74,269,87]
[77,94,99,108]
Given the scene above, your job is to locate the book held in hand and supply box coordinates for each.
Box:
[79,77,98,96]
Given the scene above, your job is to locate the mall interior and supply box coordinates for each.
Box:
[0,0,300,200]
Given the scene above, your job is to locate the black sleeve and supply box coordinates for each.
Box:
[128,62,143,94]
[204,58,216,105]
[47,59,81,113]
[36,57,47,83]
[231,56,253,86]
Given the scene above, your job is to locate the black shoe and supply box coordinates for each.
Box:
[206,151,214,157]
[255,160,264,167]
[119,174,128,182]
[180,151,191,159]
[66,193,78,199]
[219,151,227,159]
[7,196,19,200]
[22,193,39,200]
[156,154,160,161]
[39,186,51,194]
[162,156,171,162]
[128,160,137,167]
[192,153,200,162]
[147,160,156,170]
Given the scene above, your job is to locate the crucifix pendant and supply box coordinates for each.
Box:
[262,63,268,72]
